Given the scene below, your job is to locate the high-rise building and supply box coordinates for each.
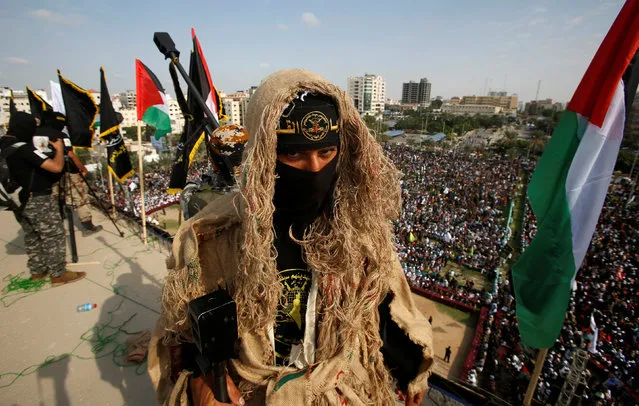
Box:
[166,94,184,134]
[401,78,431,105]
[247,86,258,98]
[222,91,249,126]
[347,74,386,116]
[119,90,136,109]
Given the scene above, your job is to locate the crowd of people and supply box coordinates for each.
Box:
[387,145,521,273]
[388,143,637,404]
[84,141,638,404]
[521,200,537,252]
[469,177,638,405]
[92,161,210,216]
[536,177,638,404]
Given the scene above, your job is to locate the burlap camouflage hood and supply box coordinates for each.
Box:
[236,68,401,330]
[233,68,405,401]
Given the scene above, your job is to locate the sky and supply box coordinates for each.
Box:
[0,0,627,104]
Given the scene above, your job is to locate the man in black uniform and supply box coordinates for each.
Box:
[39,111,102,235]
[1,112,85,286]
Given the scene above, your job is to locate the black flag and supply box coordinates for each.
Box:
[58,69,98,148]
[167,49,207,194]
[100,67,134,182]
[26,86,53,120]
[9,89,17,116]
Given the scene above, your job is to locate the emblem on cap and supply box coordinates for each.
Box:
[301,111,330,141]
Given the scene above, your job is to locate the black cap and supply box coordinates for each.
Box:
[41,110,67,132]
[276,92,340,154]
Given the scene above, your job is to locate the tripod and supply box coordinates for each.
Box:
[58,156,125,263]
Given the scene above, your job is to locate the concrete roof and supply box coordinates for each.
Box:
[0,209,163,405]
[429,133,447,142]
[385,130,405,137]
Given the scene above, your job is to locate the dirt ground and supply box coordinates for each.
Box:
[411,293,478,380]
[442,262,489,291]
[149,204,182,236]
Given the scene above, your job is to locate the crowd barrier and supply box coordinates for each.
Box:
[460,305,490,382]
[409,285,478,313]
[145,199,180,216]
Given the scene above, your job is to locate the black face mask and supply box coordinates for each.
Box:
[273,156,338,227]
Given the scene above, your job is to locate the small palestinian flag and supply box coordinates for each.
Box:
[192,28,226,123]
[135,59,171,139]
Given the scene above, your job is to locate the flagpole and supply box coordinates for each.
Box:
[523,348,548,406]
[108,170,116,216]
[137,120,148,245]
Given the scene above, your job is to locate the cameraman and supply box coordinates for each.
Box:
[39,111,103,235]
[1,112,85,286]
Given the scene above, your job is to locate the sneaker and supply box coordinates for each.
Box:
[51,271,86,287]
[30,273,48,281]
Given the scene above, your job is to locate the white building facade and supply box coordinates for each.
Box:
[441,104,502,116]
[0,87,50,126]
[222,91,249,126]
[347,74,386,116]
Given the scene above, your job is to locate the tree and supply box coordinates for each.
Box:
[375,132,390,144]
[363,115,377,129]
[121,126,137,139]
[615,149,638,173]
[530,136,548,156]
[74,148,91,162]
[362,115,388,133]
[120,125,156,142]
[142,125,155,142]
[430,100,443,109]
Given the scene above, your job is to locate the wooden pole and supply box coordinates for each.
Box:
[108,170,116,216]
[137,121,148,245]
[523,348,548,406]
[178,203,182,227]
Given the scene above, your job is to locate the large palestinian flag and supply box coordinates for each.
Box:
[512,0,639,349]
[135,59,171,139]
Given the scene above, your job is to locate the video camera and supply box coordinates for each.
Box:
[35,110,73,157]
